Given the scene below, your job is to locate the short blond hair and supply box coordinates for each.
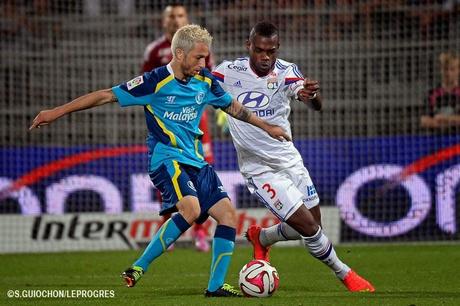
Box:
[171,24,212,58]
[439,51,459,70]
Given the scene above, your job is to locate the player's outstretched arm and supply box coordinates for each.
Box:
[297,78,322,111]
[29,89,118,130]
[223,99,291,142]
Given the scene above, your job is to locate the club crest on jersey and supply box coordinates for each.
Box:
[126,76,143,90]
[267,77,278,90]
[274,200,283,210]
[195,91,205,105]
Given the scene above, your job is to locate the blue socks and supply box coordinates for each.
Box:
[133,213,190,272]
[132,215,236,291]
[207,225,236,292]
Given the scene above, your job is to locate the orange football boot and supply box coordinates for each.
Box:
[245,225,270,262]
[342,270,375,292]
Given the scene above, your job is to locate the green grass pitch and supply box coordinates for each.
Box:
[1,244,459,305]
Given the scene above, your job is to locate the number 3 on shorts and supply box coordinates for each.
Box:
[262,183,276,199]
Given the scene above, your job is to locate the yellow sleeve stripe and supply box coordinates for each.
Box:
[194,138,204,160]
[146,104,154,114]
[172,160,183,200]
[194,75,211,87]
[155,74,174,93]
[146,105,178,147]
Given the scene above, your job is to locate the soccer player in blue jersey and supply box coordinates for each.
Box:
[29,24,290,297]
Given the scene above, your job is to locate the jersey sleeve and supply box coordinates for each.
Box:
[212,61,226,83]
[285,64,305,99]
[111,72,158,107]
[203,69,232,109]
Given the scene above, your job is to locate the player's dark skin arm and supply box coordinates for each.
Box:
[297,78,322,111]
[223,99,291,142]
[305,94,323,111]
[29,89,117,130]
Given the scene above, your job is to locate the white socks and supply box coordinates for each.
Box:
[302,227,350,280]
[259,223,350,280]
[259,222,301,246]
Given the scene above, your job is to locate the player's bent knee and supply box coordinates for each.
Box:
[176,196,201,223]
[287,205,319,237]
[208,198,237,228]
[219,209,237,228]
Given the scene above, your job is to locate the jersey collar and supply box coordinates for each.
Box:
[167,63,191,85]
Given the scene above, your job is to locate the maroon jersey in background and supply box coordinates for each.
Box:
[142,35,214,73]
[427,85,460,116]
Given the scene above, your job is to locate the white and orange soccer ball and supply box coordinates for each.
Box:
[238,259,279,297]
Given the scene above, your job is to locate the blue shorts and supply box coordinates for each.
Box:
[149,161,229,224]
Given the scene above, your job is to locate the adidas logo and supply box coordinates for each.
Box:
[233,80,242,87]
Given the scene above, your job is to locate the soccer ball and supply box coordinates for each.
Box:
[238,259,279,297]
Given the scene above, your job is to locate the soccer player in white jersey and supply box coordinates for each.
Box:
[212,21,375,293]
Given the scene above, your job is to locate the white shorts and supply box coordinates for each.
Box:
[245,161,320,221]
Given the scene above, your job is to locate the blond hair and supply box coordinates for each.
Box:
[439,51,459,70]
[171,24,212,58]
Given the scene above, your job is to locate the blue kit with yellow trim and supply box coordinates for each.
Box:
[112,64,232,172]
[112,64,232,215]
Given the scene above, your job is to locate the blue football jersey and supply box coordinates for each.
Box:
[112,64,232,172]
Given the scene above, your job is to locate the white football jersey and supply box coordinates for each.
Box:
[213,58,305,176]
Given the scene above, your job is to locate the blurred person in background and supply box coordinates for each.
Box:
[83,0,134,16]
[141,3,214,252]
[1,0,33,42]
[1,0,61,47]
[420,51,460,130]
